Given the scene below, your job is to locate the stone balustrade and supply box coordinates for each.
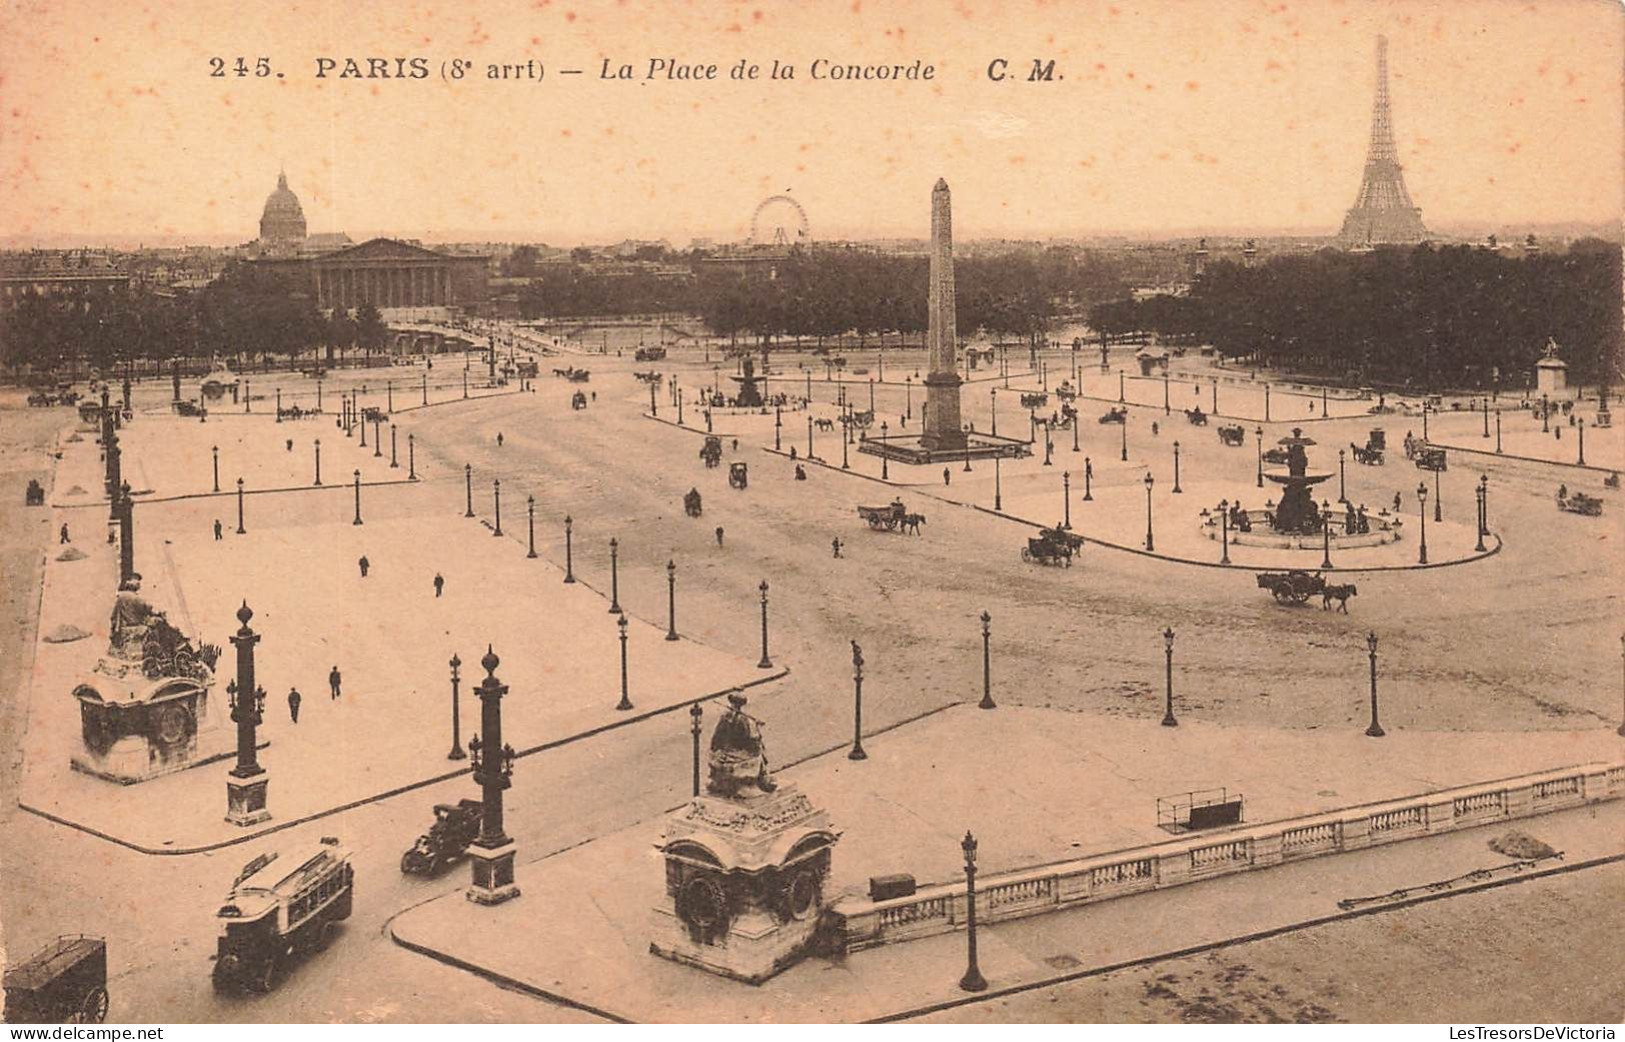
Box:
[831,761,1621,953]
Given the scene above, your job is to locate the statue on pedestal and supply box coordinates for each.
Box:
[708,692,777,797]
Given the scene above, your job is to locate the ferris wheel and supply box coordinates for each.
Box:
[749,195,810,247]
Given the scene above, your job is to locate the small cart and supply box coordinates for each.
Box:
[3,936,109,1023]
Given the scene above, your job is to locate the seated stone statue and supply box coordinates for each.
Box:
[707,691,777,798]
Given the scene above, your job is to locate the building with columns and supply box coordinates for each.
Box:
[310,238,488,310]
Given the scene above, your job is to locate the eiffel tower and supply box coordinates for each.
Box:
[1339,35,1429,246]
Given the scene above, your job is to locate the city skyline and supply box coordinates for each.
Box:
[1,0,1620,247]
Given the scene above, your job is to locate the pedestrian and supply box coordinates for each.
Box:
[287,687,301,723]
[1392,492,1402,512]
[286,438,294,452]
[59,523,70,544]
[943,467,951,486]
[359,555,370,578]
[591,391,597,402]
[434,572,444,598]
[497,432,504,447]
[329,666,342,700]
[213,519,223,541]
[731,438,738,451]
[715,526,725,547]
[832,537,842,559]
[1151,421,1159,437]
[789,446,798,460]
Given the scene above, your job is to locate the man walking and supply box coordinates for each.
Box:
[942,467,951,487]
[434,573,445,598]
[287,686,302,723]
[329,665,342,700]
[358,555,370,578]
[715,526,725,547]
[831,537,843,559]
[59,523,70,544]
[213,519,223,541]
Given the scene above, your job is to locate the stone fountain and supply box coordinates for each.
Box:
[1264,428,1334,535]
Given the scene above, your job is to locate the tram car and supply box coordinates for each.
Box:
[211,837,353,993]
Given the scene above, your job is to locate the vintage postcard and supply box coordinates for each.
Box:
[1,0,1621,1029]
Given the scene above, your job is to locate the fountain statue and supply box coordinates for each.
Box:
[1265,429,1333,535]
[730,357,764,409]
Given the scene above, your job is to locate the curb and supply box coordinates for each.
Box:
[1431,439,1619,476]
[16,667,789,857]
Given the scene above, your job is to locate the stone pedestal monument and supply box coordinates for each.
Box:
[1535,337,1568,396]
[921,179,967,453]
[651,692,840,983]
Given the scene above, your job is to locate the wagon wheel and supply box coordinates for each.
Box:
[1271,588,1291,604]
[1287,587,1313,604]
[251,953,279,993]
[1021,546,1032,562]
[313,920,339,952]
[82,987,110,1023]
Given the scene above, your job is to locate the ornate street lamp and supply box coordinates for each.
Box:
[1144,472,1155,552]
[849,641,867,761]
[1083,457,1093,501]
[225,602,270,826]
[564,516,577,583]
[447,654,466,760]
[689,704,704,796]
[1218,498,1231,565]
[464,463,475,518]
[492,479,502,537]
[408,433,417,481]
[807,415,814,459]
[1062,471,1071,529]
[1495,408,1502,453]
[1475,480,1487,554]
[373,416,383,458]
[1163,370,1170,415]
[979,612,995,710]
[616,615,633,711]
[665,560,678,640]
[352,470,363,525]
[1365,632,1385,737]
[1338,448,1347,502]
[1578,418,1586,465]
[1161,627,1178,727]
[1264,382,1271,422]
[994,455,1002,511]
[758,581,773,669]
[880,422,890,480]
[1416,482,1428,565]
[989,388,997,436]
[314,438,322,486]
[958,831,987,992]
[390,424,399,468]
[212,445,220,493]
[1255,426,1264,488]
[1120,413,1128,462]
[1433,459,1442,523]
[527,496,538,558]
[236,477,246,534]
[1172,441,1182,493]
[467,646,519,905]
[608,538,620,611]
[1321,499,1334,570]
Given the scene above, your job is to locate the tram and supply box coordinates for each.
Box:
[211,837,354,993]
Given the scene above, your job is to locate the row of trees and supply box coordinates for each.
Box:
[1090,241,1622,389]
[2,261,388,376]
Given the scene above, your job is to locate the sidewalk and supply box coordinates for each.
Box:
[389,702,1625,1021]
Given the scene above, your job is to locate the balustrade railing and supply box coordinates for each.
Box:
[1452,791,1504,818]
[1368,806,1425,833]
[1280,821,1339,856]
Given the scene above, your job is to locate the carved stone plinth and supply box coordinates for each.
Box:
[225,770,270,827]
[466,841,520,906]
[650,784,839,984]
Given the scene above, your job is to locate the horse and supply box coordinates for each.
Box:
[1321,583,1358,613]
[815,418,836,432]
[902,513,927,535]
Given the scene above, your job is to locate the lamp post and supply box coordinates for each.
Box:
[225,602,270,826]
[958,831,987,993]
[1042,422,1053,466]
[1474,480,1487,553]
[464,464,475,518]
[244,379,251,414]
[1163,370,1170,415]
[1433,461,1442,523]
[979,611,995,709]
[1322,385,1328,416]
[1321,498,1334,569]
[1255,426,1264,487]
[807,415,814,459]
[1480,473,1491,540]
[1072,417,1080,453]
[758,580,773,669]
[1119,371,1125,402]
[841,415,850,469]
[690,704,704,796]
[373,416,383,458]
[492,479,502,537]
[236,477,246,534]
[994,455,1002,511]
[1172,441,1182,493]
[880,422,889,480]
[774,404,781,450]
[463,369,469,399]
[1338,449,1347,502]
[608,538,620,611]
[1578,418,1586,465]
[1495,408,1502,453]
[1083,457,1093,501]
[359,408,367,448]
[677,388,684,426]
[1416,482,1428,565]
[314,438,322,486]
[212,445,220,493]
[1062,471,1071,529]
[1120,414,1128,462]
[352,469,363,525]
[1264,382,1271,422]
[564,516,576,583]
[665,560,678,640]
[616,615,633,711]
[906,376,913,419]
[990,388,997,436]
[422,371,428,406]
[1144,472,1155,551]
[1161,627,1178,727]
[848,641,867,760]
[1482,400,1490,438]
[447,654,466,759]
[1541,393,1549,433]
[390,424,399,468]
[1365,632,1384,737]
[1219,498,1231,565]
[408,433,417,480]
[467,646,519,905]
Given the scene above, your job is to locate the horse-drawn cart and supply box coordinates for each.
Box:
[684,488,703,517]
[1022,526,1083,566]
[1256,570,1326,605]
[3,936,108,1023]
[1557,490,1603,517]
[699,436,722,468]
[1099,407,1127,424]
[1218,424,1246,446]
[1414,447,1447,472]
[857,499,924,534]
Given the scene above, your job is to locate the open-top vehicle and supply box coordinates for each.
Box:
[699,436,723,467]
[1256,570,1327,605]
[1218,424,1246,446]
[1099,407,1127,424]
[1557,489,1603,516]
[3,936,108,1023]
[858,499,910,532]
[400,800,483,876]
[1022,526,1083,566]
[1414,447,1447,472]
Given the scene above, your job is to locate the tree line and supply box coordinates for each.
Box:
[1089,241,1622,389]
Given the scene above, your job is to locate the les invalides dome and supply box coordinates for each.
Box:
[258,171,308,247]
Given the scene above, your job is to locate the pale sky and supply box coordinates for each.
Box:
[1,0,1621,245]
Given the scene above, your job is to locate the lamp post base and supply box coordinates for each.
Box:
[225,771,271,827]
[467,842,521,906]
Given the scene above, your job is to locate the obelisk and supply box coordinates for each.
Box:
[920,178,967,452]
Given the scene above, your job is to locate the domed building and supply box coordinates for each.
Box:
[257,171,307,251]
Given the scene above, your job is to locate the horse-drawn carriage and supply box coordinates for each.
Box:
[1099,407,1128,424]
[1052,403,1078,429]
[1020,393,1049,410]
[684,488,703,517]
[634,345,667,362]
[1055,383,1078,401]
[1262,446,1290,466]
[857,499,925,534]
[1350,441,1384,465]
[1556,489,1603,517]
[570,390,588,410]
[400,800,483,876]
[1184,407,1208,426]
[1218,424,1246,447]
[25,479,46,506]
[1414,447,1447,472]
[729,462,748,490]
[634,370,662,384]
[1256,570,1325,605]
[553,366,591,382]
[700,436,723,468]
[3,936,109,1023]
[27,390,57,407]
[846,409,874,430]
[1021,526,1083,566]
